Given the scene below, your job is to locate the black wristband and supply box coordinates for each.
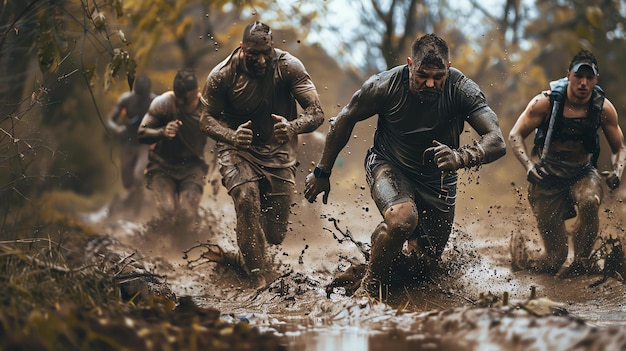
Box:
[313,166,331,178]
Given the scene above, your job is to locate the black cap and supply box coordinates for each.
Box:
[571,62,598,75]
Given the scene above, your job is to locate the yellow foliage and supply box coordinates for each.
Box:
[575,22,593,41]
[585,6,604,29]
[176,17,193,39]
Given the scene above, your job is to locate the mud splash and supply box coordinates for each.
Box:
[88,185,626,350]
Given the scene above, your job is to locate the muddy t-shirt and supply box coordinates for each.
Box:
[364,66,492,177]
[146,92,208,169]
[200,48,318,168]
[115,91,157,141]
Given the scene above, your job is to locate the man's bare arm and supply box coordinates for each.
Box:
[465,108,507,165]
[600,98,626,188]
[137,112,165,144]
[508,93,550,172]
[199,110,238,145]
[290,90,325,135]
[317,89,375,172]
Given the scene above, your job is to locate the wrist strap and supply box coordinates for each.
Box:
[314,166,331,178]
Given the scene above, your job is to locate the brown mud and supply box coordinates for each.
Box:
[86,176,626,350]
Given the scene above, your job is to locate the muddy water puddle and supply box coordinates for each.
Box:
[178,234,626,350]
[108,199,626,349]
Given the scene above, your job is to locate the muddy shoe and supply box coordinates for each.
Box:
[200,244,226,263]
[248,269,267,289]
[529,259,561,275]
[325,263,366,298]
[557,260,589,279]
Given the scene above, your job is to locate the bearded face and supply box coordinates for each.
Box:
[242,35,273,77]
[408,62,448,103]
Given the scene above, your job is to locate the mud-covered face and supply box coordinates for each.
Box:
[408,60,448,103]
[242,38,273,77]
[175,88,198,108]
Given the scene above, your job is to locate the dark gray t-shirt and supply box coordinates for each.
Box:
[362,65,492,177]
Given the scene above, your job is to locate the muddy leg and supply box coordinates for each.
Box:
[177,182,203,247]
[400,207,454,281]
[262,191,293,245]
[231,181,267,286]
[128,145,149,216]
[415,206,454,261]
[535,213,568,273]
[360,202,418,297]
[149,173,178,218]
[571,176,602,260]
[559,176,603,278]
[120,142,137,190]
[528,184,569,273]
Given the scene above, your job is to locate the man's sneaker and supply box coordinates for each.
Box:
[248,268,267,289]
[556,259,590,279]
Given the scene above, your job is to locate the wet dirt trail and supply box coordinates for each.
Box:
[98,181,626,350]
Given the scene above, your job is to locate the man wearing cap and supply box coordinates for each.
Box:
[305,33,506,299]
[199,21,325,287]
[509,50,626,277]
[138,69,210,243]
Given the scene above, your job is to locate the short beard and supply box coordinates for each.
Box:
[246,59,268,77]
[417,88,441,103]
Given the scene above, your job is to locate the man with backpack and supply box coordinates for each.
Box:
[508,50,626,277]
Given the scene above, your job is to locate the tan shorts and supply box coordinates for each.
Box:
[218,149,296,196]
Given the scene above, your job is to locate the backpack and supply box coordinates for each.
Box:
[533,78,605,167]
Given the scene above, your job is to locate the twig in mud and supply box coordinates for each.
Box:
[113,272,166,283]
[113,252,138,276]
[402,287,416,310]
[298,244,309,265]
[323,217,370,261]
[428,276,476,305]
[182,242,228,269]
[589,235,624,287]
[425,299,446,310]
[250,270,293,300]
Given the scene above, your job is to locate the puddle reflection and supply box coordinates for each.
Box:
[283,328,368,351]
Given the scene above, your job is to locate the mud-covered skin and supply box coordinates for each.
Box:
[325,224,437,299]
[137,90,209,234]
[199,47,324,167]
[306,35,505,298]
[509,55,626,276]
[199,25,324,281]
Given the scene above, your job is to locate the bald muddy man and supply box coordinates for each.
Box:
[199,21,325,287]
[304,34,506,298]
[137,69,210,241]
[509,50,626,278]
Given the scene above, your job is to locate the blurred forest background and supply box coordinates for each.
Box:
[1,0,625,239]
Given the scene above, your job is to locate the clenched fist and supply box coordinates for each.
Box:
[235,120,253,149]
[272,114,294,144]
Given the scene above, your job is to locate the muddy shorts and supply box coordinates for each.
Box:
[364,148,457,258]
[145,157,208,193]
[528,166,602,221]
[218,149,296,196]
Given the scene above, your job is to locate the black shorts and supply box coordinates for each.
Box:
[364,147,456,214]
[364,147,456,257]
